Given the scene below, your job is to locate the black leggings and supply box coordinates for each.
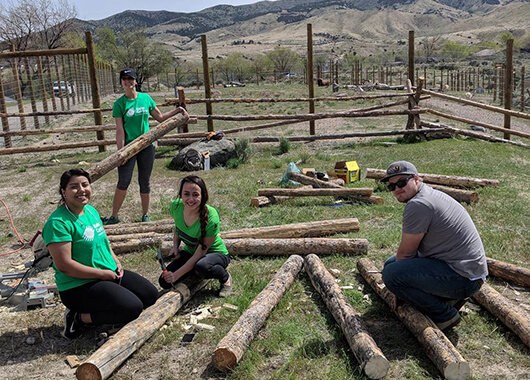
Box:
[117,144,155,193]
[59,270,158,325]
[158,252,230,289]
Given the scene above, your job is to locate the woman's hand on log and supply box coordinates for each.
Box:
[176,106,189,117]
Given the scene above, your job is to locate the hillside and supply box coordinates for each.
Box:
[75,0,530,62]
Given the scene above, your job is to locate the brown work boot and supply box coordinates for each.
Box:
[219,273,233,298]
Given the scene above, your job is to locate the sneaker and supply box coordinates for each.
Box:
[61,309,83,339]
[102,216,120,225]
[436,312,462,331]
[219,273,233,298]
[141,214,151,223]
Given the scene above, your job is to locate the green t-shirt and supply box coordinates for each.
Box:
[112,92,157,144]
[42,204,117,291]
[170,198,228,256]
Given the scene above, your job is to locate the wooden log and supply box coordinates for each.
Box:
[250,185,312,207]
[357,258,471,380]
[104,219,174,235]
[486,258,530,287]
[287,171,342,188]
[76,276,210,380]
[366,168,499,188]
[0,139,117,156]
[304,254,389,379]
[193,108,426,122]
[111,237,368,256]
[429,185,479,204]
[88,113,189,182]
[0,47,87,59]
[472,283,530,347]
[107,218,361,242]
[258,188,373,198]
[213,255,304,371]
[421,121,530,150]
[426,108,530,140]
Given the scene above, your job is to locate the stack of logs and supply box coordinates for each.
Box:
[365,168,500,204]
[251,171,384,207]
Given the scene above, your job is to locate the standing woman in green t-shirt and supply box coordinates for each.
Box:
[159,175,233,297]
[43,169,158,339]
[102,68,188,225]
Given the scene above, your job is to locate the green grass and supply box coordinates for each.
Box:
[0,83,529,379]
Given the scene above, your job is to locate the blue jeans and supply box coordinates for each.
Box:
[382,255,483,322]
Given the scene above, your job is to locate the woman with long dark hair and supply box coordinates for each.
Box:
[43,168,158,339]
[159,175,232,297]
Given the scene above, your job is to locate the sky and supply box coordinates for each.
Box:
[68,0,271,20]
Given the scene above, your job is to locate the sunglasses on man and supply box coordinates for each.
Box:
[387,175,414,191]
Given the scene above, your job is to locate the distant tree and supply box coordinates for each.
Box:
[111,29,173,91]
[213,53,252,82]
[266,46,300,74]
[441,40,469,61]
[0,0,77,51]
[498,32,520,50]
[422,35,442,62]
[251,54,272,78]
[95,27,118,63]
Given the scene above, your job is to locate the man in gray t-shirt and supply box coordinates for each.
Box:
[380,161,487,331]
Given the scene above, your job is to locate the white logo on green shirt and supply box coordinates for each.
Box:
[83,226,95,241]
[126,108,135,117]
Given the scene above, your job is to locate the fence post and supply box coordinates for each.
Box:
[10,45,27,131]
[36,56,50,125]
[201,35,214,132]
[307,23,315,136]
[23,57,40,128]
[177,86,189,133]
[503,39,513,140]
[0,69,11,147]
[85,31,105,152]
[521,66,525,112]
[408,30,414,86]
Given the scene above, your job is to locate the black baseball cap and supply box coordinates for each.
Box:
[119,68,137,80]
[381,161,419,182]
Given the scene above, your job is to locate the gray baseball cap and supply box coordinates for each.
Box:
[381,161,418,182]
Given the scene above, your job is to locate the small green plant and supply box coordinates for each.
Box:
[234,138,253,163]
[298,152,311,165]
[272,159,283,169]
[276,137,290,155]
[227,158,241,169]
[17,166,27,173]
[22,195,31,202]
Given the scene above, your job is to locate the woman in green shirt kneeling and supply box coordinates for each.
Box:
[43,169,158,339]
[159,175,232,297]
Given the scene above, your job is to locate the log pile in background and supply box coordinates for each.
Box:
[304,254,389,379]
[357,258,471,380]
[213,255,304,371]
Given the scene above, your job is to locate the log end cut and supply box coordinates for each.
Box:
[363,355,390,379]
[213,347,238,372]
[443,361,471,380]
[76,362,102,380]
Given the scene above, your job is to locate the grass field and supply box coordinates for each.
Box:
[0,84,529,380]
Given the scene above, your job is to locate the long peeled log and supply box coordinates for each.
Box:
[366,168,498,188]
[76,276,209,380]
[88,113,189,182]
[472,283,530,347]
[486,258,530,287]
[105,219,175,236]
[304,254,389,379]
[107,218,361,241]
[258,188,373,198]
[357,258,471,380]
[213,255,303,371]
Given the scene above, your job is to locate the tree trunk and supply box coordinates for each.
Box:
[111,237,368,256]
[486,258,530,287]
[257,188,373,198]
[76,276,209,380]
[472,283,530,347]
[88,113,189,182]
[304,254,389,379]
[357,258,471,380]
[366,168,499,188]
[213,255,303,371]
[429,185,478,204]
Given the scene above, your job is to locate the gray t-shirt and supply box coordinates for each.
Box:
[402,184,488,280]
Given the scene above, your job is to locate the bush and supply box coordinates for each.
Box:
[227,158,241,169]
[234,138,253,163]
[276,137,291,155]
